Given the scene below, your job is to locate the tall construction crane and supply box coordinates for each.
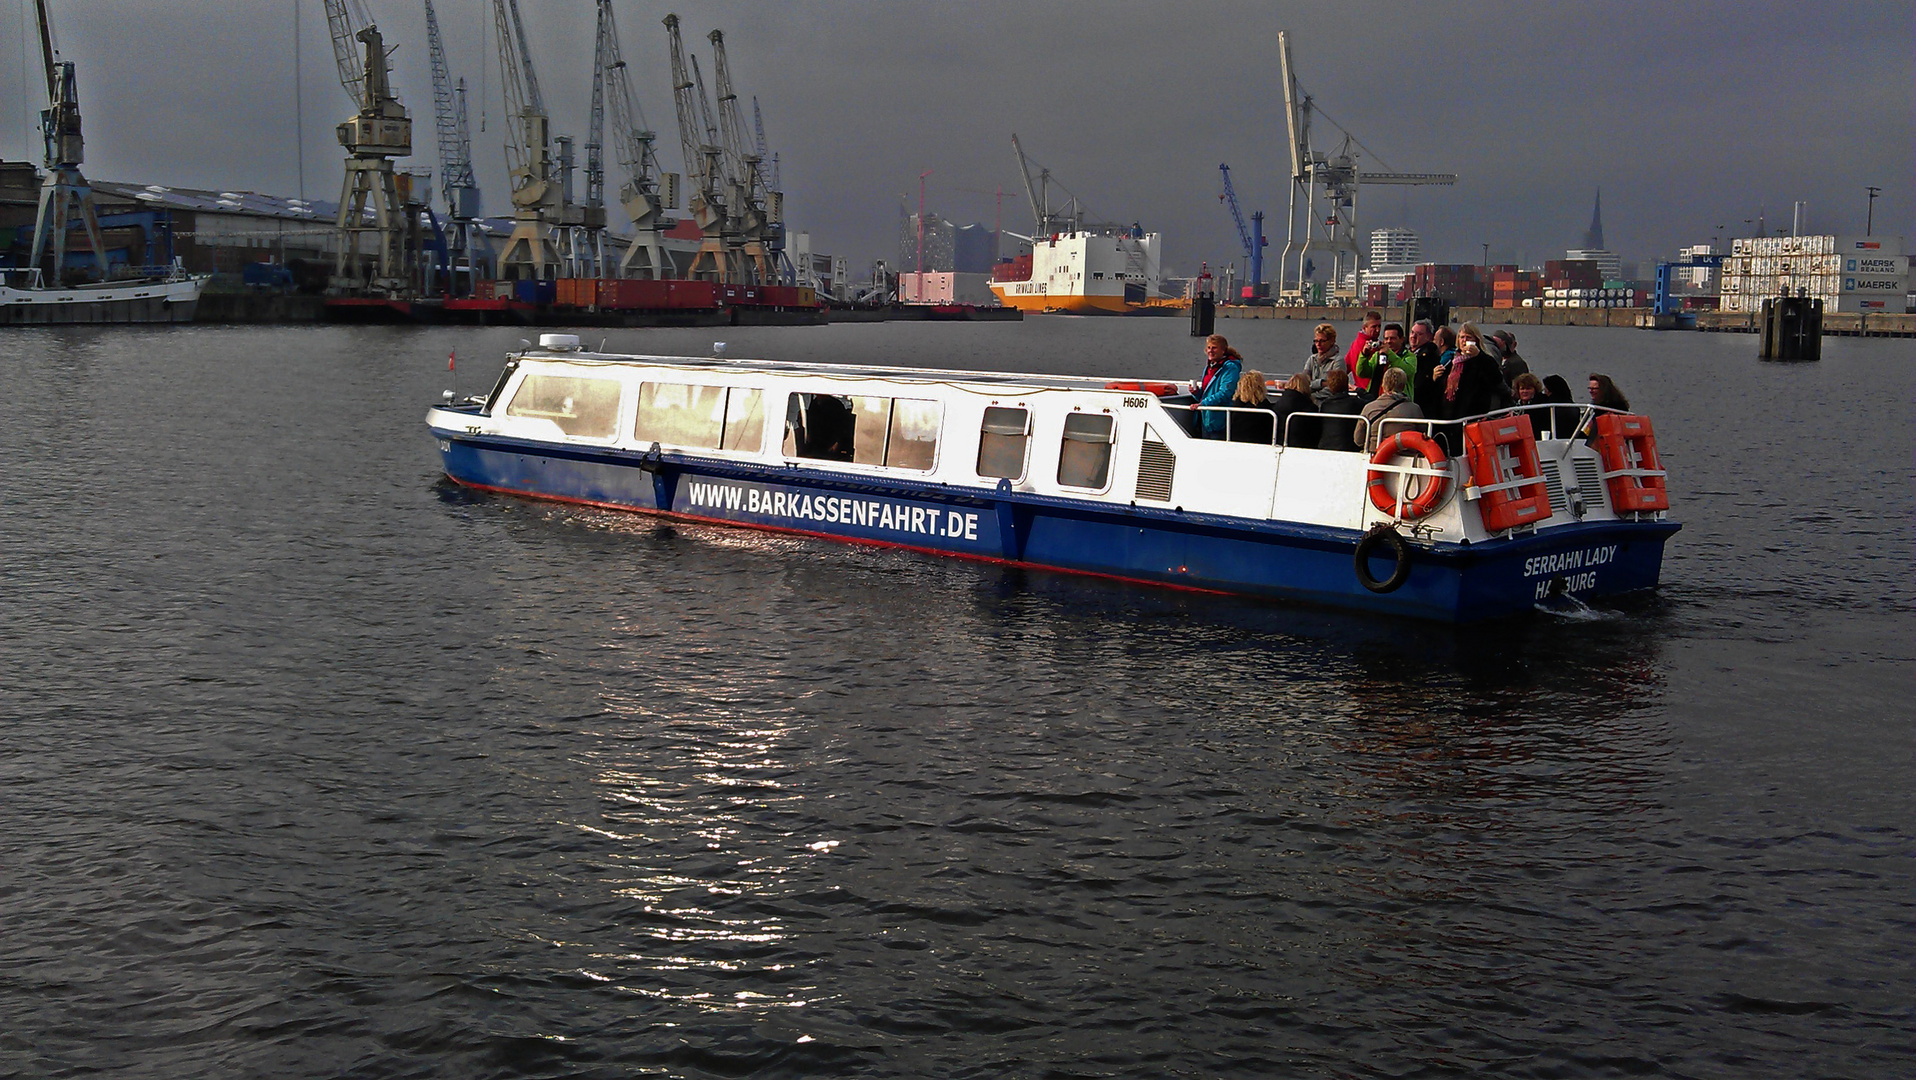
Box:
[593,0,677,278]
[708,29,773,282]
[1217,163,1266,301]
[1275,30,1455,304]
[424,0,485,293]
[25,0,106,285]
[492,0,582,280]
[664,14,729,281]
[324,0,415,294]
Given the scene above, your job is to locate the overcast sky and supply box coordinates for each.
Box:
[4,0,1908,275]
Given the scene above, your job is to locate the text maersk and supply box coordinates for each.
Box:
[684,479,982,540]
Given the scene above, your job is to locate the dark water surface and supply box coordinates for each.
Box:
[1,319,1909,1078]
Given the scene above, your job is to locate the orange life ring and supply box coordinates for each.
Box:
[1590,413,1669,512]
[1104,380,1180,397]
[1463,415,1552,532]
[1367,430,1450,519]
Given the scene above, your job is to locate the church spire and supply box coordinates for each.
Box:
[1583,189,1605,250]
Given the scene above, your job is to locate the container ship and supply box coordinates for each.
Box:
[987,228,1162,314]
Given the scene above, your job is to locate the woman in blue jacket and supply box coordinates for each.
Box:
[1192,334,1243,439]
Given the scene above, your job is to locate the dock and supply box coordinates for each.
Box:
[1217,304,1916,337]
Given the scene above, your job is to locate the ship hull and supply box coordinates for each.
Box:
[0,275,206,325]
[428,426,1676,624]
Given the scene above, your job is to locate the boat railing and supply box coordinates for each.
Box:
[1185,404,1283,445]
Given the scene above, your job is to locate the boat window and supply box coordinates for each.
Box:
[780,393,940,469]
[1058,412,1116,489]
[850,396,892,466]
[977,406,1030,480]
[505,373,621,439]
[886,399,942,471]
[721,387,765,452]
[633,382,726,449]
[784,393,855,461]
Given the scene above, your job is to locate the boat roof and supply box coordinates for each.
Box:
[516,348,1166,396]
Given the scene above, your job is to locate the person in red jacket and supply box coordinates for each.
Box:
[1344,309,1383,393]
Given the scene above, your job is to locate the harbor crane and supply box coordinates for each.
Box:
[423,0,485,293]
[25,0,106,285]
[591,0,677,278]
[1218,163,1266,301]
[1275,30,1455,304]
[1010,134,1065,238]
[708,29,776,283]
[491,0,585,280]
[324,0,416,294]
[752,95,792,283]
[664,14,730,281]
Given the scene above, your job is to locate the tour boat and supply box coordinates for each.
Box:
[426,335,1679,622]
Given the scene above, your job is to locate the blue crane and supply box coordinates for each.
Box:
[1217,163,1266,300]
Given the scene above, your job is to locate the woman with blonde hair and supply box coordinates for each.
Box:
[1432,322,1501,423]
[1269,372,1318,447]
[1227,370,1275,444]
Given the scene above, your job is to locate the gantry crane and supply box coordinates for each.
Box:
[324,0,416,294]
[24,0,106,285]
[424,0,485,293]
[664,14,729,281]
[592,0,677,278]
[707,29,773,283]
[492,0,586,280]
[752,95,792,283]
[1218,163,1266,300]
[1275,30,1455,304]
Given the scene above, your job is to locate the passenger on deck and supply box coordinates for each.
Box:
[1511,373,1547,433]
[1227,370,1276,444]
[1314,367,1365,451]
[1268,373,1318,447]
[1408,319,1442,406]
[1433,323,1503,423]
[1191,334,1244,439]
[1512,373,1544,408]
[1304,323,1347,404]
[1495,331,1529,383]
[1588,373,1630,411]
[1359,367,1425,452]
[1356,322,1416,404]
[1542,374,1580,439]
[1344,310,1383,392]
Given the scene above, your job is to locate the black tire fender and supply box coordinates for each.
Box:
[1354,525,1413,593]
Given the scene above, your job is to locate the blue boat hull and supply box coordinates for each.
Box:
[430,429,1678,623]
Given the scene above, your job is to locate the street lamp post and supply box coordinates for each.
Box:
[1866,186,1881,236]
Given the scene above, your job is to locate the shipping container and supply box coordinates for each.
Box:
[669,280,718,308]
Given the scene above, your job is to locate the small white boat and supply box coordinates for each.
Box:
[426,335,1679,622]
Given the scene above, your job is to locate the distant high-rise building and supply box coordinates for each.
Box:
[1369,227,1421,268]
[897,212,955,274]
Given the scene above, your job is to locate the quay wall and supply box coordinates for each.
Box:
[1218,304,1916,337]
